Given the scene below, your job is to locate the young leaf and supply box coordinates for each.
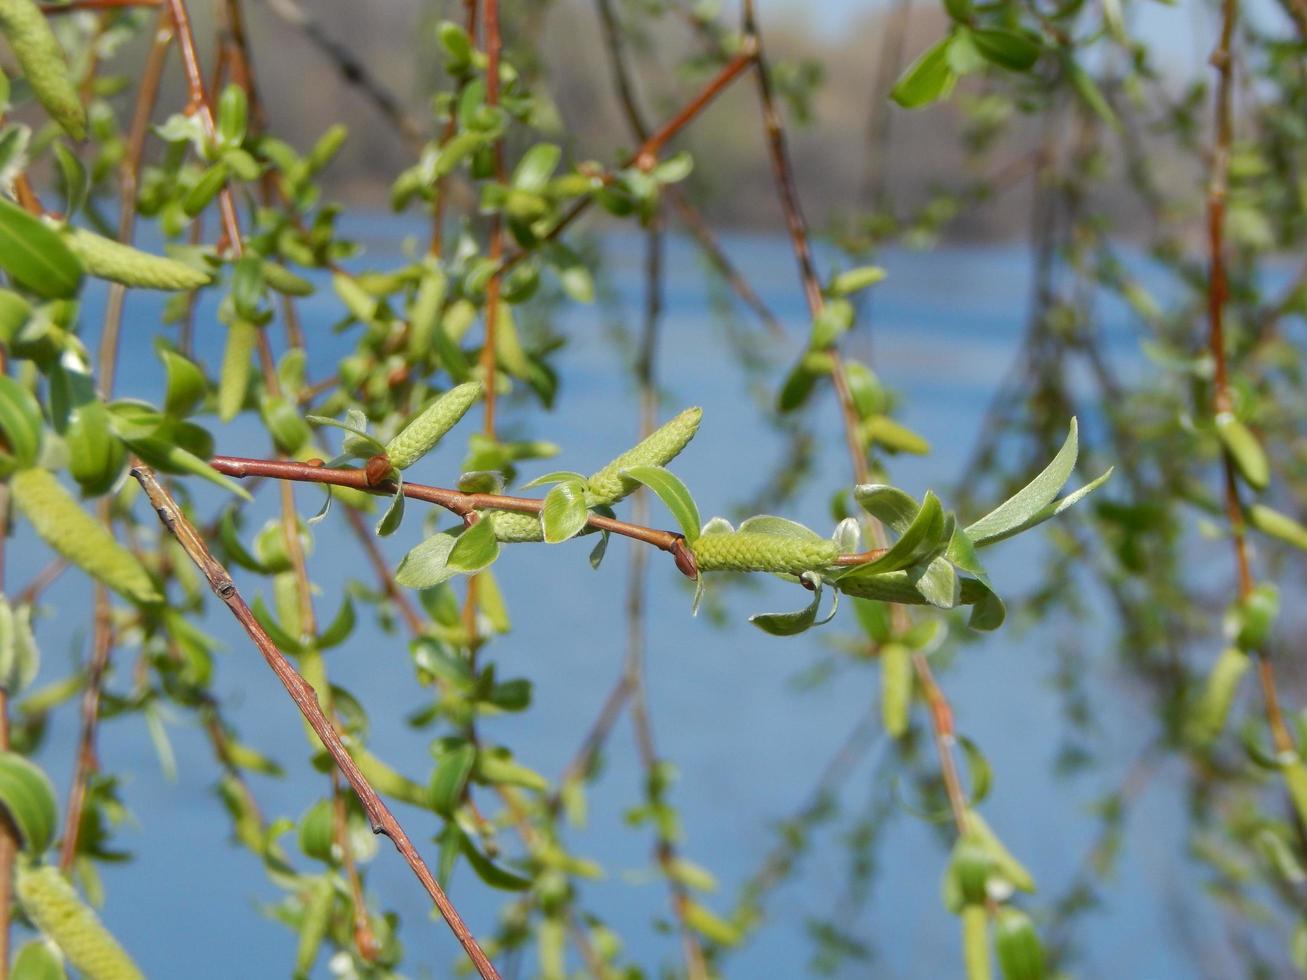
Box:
[971,28,1041,71]
[395,531,461,589]
[542,480,589,543]
[431,743,476,815]
[857,491,946,572]
[853,484,920,533]
[0,198,82,298]
[621,465,701,542]
[375,480,405,537]
[0,751,56,854]
[891,35,958,109]
[446,516,500,573]
[0,374,42,474]
[749,577,838,636]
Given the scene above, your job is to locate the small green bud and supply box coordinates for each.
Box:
[384,382,482,470]
[17,865,145,980]
[585,407,702,506]
[691,530,838,574]
[993,907,1044,980]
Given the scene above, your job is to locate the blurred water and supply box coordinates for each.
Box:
[10,221,1251,978]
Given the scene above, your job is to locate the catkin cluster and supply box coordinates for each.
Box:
[0,0,85,139]
[17,866,145,980]
[585,406,702,505]
[385,382,482,470]
[63,228,213,291]
[691,530,838,574]
[11,468,160,604]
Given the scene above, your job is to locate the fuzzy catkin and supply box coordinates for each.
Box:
[691,530,838,574]
[385,382,481,470]
[585,406,702,505]
[11,468,160,604]
[63,227,212,291]
[483,509,545,543]
[17,866,145,980]
[0,0,85,139]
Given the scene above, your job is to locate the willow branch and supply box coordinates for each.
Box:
[1204,0,1295,757]
[741,0,970,834]
[132,465,500,980]
[481,0,506,437]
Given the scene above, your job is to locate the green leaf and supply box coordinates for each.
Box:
[1248,503,1307,551]
[459,831,532,891]
[620,465,701,542]
[864,416,930,455]
[0,374,43,474]
[857,492,946,572]
[1216,414,1269,491]
[682,900,741,946]
[52,143,87,218]
[0,199,83,299]
[1065,56,1118,129]
[737,515,827,541]
[305,413,385,457]
[447,517,500,573]
[375,481,405,537]
[542,480,589,543]
[216,84,248,148]
[11,939,66,980]
[971,28,1041,71]
[0,752,57,855]
[891,35,958,109]
[827,265,886,298]
[994,907,1045,980]
[965,418,1082,546]
[520,469,586,490]
[159,347,206,417]
[297,799,334,862]
[124,435,251,500]
[512,143,560,192]
[853,484,919,533]
[395,530,460,588]
[317,597,356,649]
[430,743,476,815]
[750,578,837,636]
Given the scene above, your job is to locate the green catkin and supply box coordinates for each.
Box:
[0,0,85,139]
[585,406,702,505]
[16,866,145,980]
[484,509,545,543]
[385,382,481,470]
[63,227,212,291]
[880,642,912,737]
[691,530,838,574]
[11,468,160,604]
[218,319,257,422]
[1186,645,1250,747]
[294,877,334,979]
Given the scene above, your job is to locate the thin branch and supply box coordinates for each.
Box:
[131,465,501,980]
[1204,0,1296,756]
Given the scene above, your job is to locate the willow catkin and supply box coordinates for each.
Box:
[63,227,212,291]
[0,0,85,139]
[385,382,481,470]
[11,468,160,604]
[691,530,838,574]
[483,509,545,543]
[585,406,702,506]
[16,866,145,980]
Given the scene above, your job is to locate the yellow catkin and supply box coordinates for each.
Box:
[0,0,85,139]
[11,468,160,604]
[63,228,212,291]
[16,866,145,980]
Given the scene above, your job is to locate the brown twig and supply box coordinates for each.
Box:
[740,0,971,835]
[131,465,501,980]
[1204,0,1296,757]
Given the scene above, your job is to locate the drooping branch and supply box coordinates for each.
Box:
[131,465,502,980]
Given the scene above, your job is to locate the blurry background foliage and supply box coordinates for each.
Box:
[0,0,1302,978]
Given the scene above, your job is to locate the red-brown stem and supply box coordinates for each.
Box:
[481,0,505,437]
[59,568,113,871]
[99,7,173,394]
[501,48,756,274]
[1204,0,1294,756]
[40,0,159,10]
[132,466,500,980]
[742,0,969,833]
[16,559,66,607]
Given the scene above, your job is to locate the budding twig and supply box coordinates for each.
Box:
[131,465,501,980]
